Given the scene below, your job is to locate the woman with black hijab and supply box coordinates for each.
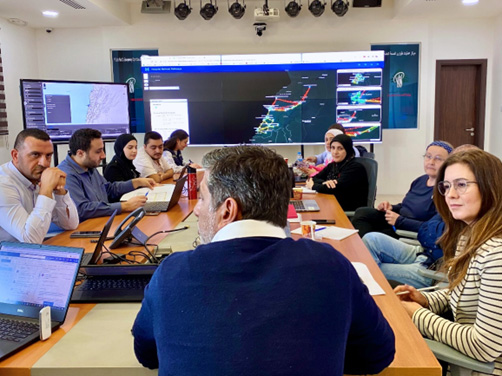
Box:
[104,134,140,182]
[306,134,368,211]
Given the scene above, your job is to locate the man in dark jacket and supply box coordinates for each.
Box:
[132,145,395,376]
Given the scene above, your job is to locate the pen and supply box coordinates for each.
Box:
[315,226,326,232]
[392,225,396,232]
[145,191,149,197]
[395,285,439,296]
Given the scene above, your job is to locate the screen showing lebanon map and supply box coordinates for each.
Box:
[21,80,130,141]
[141,51,384,145]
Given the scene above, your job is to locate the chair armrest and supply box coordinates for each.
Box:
[344,211,355,218]
[417,268,448,282]
[424,339,495,374]
[399,238,421,246]
[395,229,418,239]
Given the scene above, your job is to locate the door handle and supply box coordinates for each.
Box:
[465,128,475,132]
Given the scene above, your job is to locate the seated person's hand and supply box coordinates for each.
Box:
[306,178,314,189]
[384,210,399,226]
[40,167,67,196]
[305,156,317,163]
[136,178,157,189]
[189,162,202,169]
[322,179,337,189]
[299,166,316,176]
[122,195,147,212]
[377,201,392,211]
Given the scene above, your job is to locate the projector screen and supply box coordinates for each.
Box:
[141,51,384,145]
[20,79,130,141]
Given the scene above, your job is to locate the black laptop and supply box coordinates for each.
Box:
[81,210,117,266]
[71,263,158,303]
[0,242,83,361]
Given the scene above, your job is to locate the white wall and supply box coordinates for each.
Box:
[0,19,38,160]
[1,7,499,195]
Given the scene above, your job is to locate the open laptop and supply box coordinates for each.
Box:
[81,210,117,266]
[0,242,83,361]
[290,199,321,212]
[144,175,188,212]
[71,263,158,303]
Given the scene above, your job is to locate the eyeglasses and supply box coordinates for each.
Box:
[423,154,445,163]
[437,179,478,196]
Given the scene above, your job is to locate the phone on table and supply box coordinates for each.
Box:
[70,231,101,238]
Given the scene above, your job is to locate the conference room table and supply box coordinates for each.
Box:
[0,188,441,376]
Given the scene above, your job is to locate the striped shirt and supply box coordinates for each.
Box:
[412,236,502,376]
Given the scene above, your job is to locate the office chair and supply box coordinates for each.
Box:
[425,339,494,376]
[345,157,378,218]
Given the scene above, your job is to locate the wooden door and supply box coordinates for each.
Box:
[434,59,487,148]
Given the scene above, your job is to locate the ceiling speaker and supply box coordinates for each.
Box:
[352,0,381,7]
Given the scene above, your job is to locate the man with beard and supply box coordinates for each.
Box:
[132,145,395,376]
[0,129,79,242]
[133,131,174,183]
[58,128,156,222]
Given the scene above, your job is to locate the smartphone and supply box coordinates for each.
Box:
[70,231,102,238]
[314,219,336,224]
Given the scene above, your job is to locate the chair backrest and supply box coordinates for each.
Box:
[356,157,378,208]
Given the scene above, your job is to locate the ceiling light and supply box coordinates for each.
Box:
[308,0,325,17]
[285,0,301,17]
[462,0,479,5]
[42,10,59,18]
[331,0,348,16]
[228,0,246,19]
[7,18,28,27]
[200,0,218,20]
[174,0,192,20]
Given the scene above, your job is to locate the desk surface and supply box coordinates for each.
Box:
[0,192,440,376]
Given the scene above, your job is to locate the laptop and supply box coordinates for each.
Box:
[81,210,117,266]
[144,175,188,212]
[71,264,158,303]
[0,242,83,361]
[290,199,321,212]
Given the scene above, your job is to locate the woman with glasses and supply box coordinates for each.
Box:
[352,140,453,238]
[305,134,368,211]
[396,149,502,375]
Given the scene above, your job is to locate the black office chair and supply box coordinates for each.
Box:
[345,157,378,218]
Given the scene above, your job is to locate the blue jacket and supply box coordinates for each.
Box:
[417,213,445,266]
[132,236,395,376]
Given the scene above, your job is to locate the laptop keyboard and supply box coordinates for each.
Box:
[0,317,39,342]
[291,200,306,211]
[79,276,151,291]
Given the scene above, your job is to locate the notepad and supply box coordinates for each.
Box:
[291,225,358,240]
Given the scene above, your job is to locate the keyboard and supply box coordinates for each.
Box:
[0,318,39,342]
[291,200,306,211]
[78,276,151,291]
[144,201,169,212]
[290,199,320,212]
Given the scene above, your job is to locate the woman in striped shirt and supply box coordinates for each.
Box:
[395,149,502,376]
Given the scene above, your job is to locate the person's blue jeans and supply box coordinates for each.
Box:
[362,232,433,288]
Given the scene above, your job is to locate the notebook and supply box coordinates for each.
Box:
[0,242,83,361]
[290,199,321,212]
[71,264,158,303]
[119,175,187,212]
[81,210,117,266]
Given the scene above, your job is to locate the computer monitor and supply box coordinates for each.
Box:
[141,51,384,145]
[20,79,130,141]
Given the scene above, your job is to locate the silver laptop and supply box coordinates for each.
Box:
[290,199,321,212]
[144,175,188,212]
[0,242,83,361]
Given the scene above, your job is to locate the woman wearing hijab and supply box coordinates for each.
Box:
[104,134,140,182]
[306,134,368,211]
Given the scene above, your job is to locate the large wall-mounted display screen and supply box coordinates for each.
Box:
[141,51,385,145]
[20,79,130,141]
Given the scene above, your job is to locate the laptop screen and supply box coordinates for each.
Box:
[0,242,83,322]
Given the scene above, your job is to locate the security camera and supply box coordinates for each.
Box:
[46,28,54,33]
[253,22,266,37]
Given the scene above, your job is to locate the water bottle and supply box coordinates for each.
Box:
[295,151,303,167]
[187,166,197,200]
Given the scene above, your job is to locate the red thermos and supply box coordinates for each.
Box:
[187,166,197,199]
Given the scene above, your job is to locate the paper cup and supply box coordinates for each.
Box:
[293,188,303,200]
[301,220,316,239]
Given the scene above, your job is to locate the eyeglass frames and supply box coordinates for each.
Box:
[437,179,478,196]
[423,154,445,163]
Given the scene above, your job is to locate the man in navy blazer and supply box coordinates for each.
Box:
[132,145,395,376]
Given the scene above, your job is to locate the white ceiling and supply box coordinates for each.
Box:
[0,0,501,29]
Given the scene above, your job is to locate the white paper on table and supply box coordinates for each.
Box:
[314,226,358,240]
[351,262,385,296]
[120,184,175,202]
[301,188,317,194]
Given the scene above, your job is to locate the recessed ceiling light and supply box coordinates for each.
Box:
[462,0,479,5]
[7,18,28,26]
[42,10,59,17]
